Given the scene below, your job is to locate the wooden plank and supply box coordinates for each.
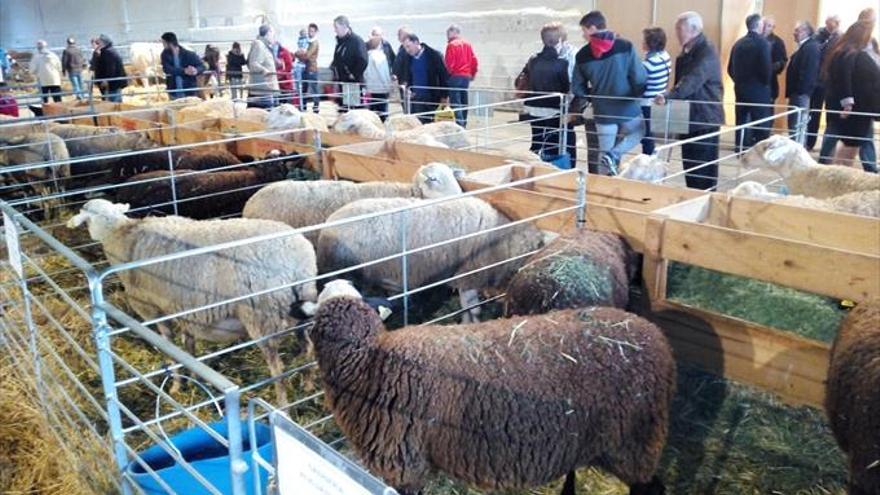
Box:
[707,194,880,256]
[218,118,266,134]
[651,193,713,222]
[109,114,165,143]
[386,141,510,171]
[648,300,830,408]
[326,146,415,182]
[459,188,578,233]
[233,137,316,161]
[642,216,669,303]
[659,219,880,301]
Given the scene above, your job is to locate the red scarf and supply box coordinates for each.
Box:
[589,31,616,58]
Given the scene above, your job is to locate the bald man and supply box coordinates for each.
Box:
[762,16,788,102]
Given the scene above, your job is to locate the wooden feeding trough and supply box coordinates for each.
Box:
[324,145,880,409]
[42,101,125,126]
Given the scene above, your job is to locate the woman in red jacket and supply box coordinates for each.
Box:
[275,43,296,105]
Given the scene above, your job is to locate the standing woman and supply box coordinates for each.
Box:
[522,23,570,163]
[821,20,880,170]
[225,42,247,100]
[640,27,671,155]
[364,36,393,120]
[201,44,221,98]
[247,24,280,108]
[31,40,63,103]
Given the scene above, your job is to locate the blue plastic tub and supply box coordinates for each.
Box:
[126,421,273,495]
[542,152,572,170]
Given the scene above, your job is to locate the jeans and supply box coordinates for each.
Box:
[680,126,720,190]
[819,119,878,172]
[228,76,243,100]
[787,94,811,139]
[41,85,62,103]
[734,100,772,152]
[641,105,655,155]
[105,90,122,103]
[448,76,470,128]
[528,114,564,157]
[302,71,320,112]
[69,73,84,100]
[595,115,645,164]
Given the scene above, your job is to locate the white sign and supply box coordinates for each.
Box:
[273,414,395,495]
[3,212,23,278]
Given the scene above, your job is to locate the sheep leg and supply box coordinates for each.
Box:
[258,337,288,405]
[458,289,482,323]
[628,476,665,495]
[560,471,576,495]
[155,323,185,395]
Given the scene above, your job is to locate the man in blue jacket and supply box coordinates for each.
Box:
[160,32,204,100]
[728,14,773,152]
[785,21,821,138]
[572,11,647,175]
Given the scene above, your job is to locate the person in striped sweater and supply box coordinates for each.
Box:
[640,27,671,155]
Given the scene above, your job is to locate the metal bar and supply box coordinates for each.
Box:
[224,388,248,495]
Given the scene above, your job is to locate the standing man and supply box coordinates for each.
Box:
[728,14,772,152]
[92,34,127,102]
[571,11,647,174]
[392,26,412,103]
[401,33,449,123]
[763,16,788,103]
[444,24,479,128]
[62,38,86,101]
[298,23,321,113]
[160,32,205,100]
[369,27,396,69]
[785,21,821,138]
[655,12,724,191]
[806,15,841,151]
[247,24,280,108]
[330,15,368,111]
[31,40,63,103]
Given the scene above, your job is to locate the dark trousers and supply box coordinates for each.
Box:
[681,126,720,190]
[302,71,320,112]
[528,115,564,157]
[448,76,470,128]
[582,119,601,174]
[734,100,772,152]
[247,93,276,108]
[367,93,389,121]
[806,86,825,150]
[411,99,438,124]
[41,85,62,103]
[641,105,655,155]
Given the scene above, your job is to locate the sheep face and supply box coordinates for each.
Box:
[414,162,463,198]
[740,135,812,177]
[618,154,667,182]
[67,199,130,242]
[319,279,363,305]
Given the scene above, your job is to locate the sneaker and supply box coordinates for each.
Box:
[600,153,619,176]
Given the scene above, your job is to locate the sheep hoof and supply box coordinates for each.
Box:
[560,470,576,495]
[629,476,665,495]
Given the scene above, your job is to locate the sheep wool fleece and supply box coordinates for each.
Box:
[311,298,676,492]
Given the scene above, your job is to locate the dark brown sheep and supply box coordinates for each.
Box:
[113,161,290,219]
[111,148,242,181]
[306,283,675,495]
[825,298,880,495]
[505,229,637,316]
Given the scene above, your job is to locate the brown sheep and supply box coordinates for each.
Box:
[505,229,637,316]
[825,298,880,495]
[111,148,243,180]
[303,280,676,495]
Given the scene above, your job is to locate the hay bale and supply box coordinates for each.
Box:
[504,229,636,316]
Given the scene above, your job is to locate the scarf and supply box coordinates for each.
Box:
[589,31,616,58]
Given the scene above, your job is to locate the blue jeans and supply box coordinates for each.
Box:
[819,119,877,172]
[302,71,320,112]
[447,76,470,128]
[105,90,122,103]
[69,73,84,99]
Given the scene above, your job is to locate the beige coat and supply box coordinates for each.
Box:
[31,50,63,86]
[247,38,279,94]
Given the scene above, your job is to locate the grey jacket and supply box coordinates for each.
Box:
[572,35,647,124]
[667,34,725,130]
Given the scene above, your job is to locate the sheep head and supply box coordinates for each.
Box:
[740,135,814,178]
[266,104,303,130]
[414,162,464,198]
[295,279,392,321]
[618,154,667,182]
[729,181,784,200]
[67,199,131,242]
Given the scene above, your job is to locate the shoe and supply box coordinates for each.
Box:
[600,153,619,175]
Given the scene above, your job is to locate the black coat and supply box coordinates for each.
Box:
[400,43,449,103]
[767,32,788,99]
[785,37,821,97]
[727,31,772,102]
[827,49,880,114]
[331,32,368,83]
[161,47,205,93]
[392,45,409,81]
[225,51,247,78]
[667,34,724,129]
[93,46,128,91]
[524,46,569,109]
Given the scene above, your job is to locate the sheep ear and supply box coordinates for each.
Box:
[377,306,393,321]
[66,211,90,229]
[114,203,130,214]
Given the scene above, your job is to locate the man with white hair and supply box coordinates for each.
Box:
[31,40,63,103]
[655,11,724,190]
[444,23,478,127]
[785,21,821,136]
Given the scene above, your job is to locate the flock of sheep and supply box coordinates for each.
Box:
[1,102,878,494]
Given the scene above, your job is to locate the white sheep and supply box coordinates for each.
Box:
[242,162,462,243]
[0,132,71,218]
[730,181,880,217]
[386,113,423,132]
[618,154,668,182]
[741,135,880,199]
[316,195,544,323]
[330,109,386,139]
[265,104,329,132]
[66,199,318,403]
[396,121,471,149]
[128,42,164,87]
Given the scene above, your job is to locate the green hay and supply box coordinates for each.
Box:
[666,262,846,343]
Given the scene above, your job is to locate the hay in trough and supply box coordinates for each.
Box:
[666,262,846,343]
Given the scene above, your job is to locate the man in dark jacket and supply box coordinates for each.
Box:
[655,11,724,191]
[368,27,396,69]
[331,15,368,111]
[160,32,205,100]
[523,23,571,163]
[62,38,86,100]
[728,14,773,152]
[806,16,841,150]
[571,11,647,174]
[785,21,821,136]
[93,34,127,102]
[763,16,788,102]
[401,33,449,123]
